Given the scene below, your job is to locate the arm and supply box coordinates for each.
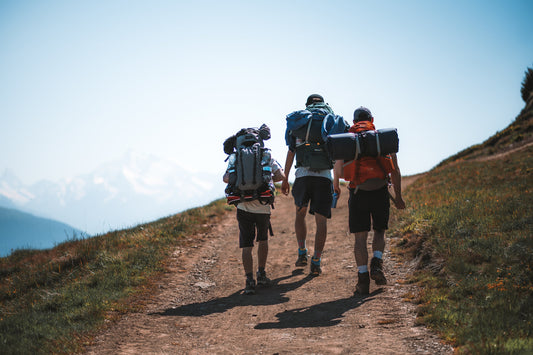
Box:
[273,168,286,182]
[390,153,406,209]
[281,149,295,195]
[333,160,343,196]
[271,158,286,182]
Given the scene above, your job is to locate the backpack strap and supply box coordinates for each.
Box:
[354,134,361,160]
[375,130,381,156]
[304,118,313,143]
[239,152,246,186]
[252,149,257,185]
[268,222,274,236]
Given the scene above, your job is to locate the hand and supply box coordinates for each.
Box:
[333,183,341,197]
[394,197,406,210]
[281,179,290,195]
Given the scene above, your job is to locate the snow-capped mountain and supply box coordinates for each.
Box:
[0,152,226,236]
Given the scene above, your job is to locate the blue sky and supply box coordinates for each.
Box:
[1,0,532,185]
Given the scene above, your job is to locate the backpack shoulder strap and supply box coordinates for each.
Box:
[304,117,313,143]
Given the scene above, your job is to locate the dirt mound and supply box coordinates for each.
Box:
[86,181,452,354]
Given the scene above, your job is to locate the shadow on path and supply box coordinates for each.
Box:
[254,289,384,329]
[153,269,315,317]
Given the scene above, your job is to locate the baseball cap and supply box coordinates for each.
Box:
[306,94,324,106]
[353,106,373,122]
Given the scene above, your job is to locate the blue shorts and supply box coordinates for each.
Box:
[292,176,333,218]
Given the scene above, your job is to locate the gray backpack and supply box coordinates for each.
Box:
[223,124,274,205]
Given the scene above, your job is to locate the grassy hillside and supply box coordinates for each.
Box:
[0,199,230,354]
[437,104,533,167]
[390,99,533,353]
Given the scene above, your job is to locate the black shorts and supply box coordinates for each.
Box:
[237,209,270,248]
[292,176,333,218]
[348,186,390,233]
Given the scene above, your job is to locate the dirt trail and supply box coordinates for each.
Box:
[86,175,452,354]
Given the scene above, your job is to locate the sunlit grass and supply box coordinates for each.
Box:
[0,199,230,354]
[390,145,532,353]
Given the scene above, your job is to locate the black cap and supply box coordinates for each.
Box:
[306,94,324,106]
[353,106,373,122]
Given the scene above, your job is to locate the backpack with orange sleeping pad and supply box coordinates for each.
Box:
[342,121,395,188]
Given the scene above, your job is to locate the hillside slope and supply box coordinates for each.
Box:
[0,207,82,257]
[390,96,532,352]
[437,95,533,167]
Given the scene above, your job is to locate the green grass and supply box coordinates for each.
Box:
[0,199,230,354]
[390,145,533,354]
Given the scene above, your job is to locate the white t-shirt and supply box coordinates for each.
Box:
[294,166,332,180]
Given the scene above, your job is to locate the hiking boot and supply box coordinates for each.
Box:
[256,270,271,286]
[355,272,370,295]
[370,257,387,285]
[244,278,256,295]
[295,249,308,267]
[310,258,322,276]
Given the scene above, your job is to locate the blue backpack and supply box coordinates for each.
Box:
[285,107,348,171]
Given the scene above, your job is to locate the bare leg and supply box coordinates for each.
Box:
[372,229,385,255]
[313,213,328,257]
[257,240,268,269]
[242,247,253,275]
[295,206,307,248]
[354,231,369,267]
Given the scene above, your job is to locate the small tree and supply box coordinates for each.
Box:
[520,67,533,103]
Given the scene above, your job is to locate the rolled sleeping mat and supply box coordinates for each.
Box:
[326,128,399,160]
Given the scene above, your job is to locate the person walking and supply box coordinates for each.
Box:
[333,106,406,295]
[223,125,286,295]
[282,94,341,276]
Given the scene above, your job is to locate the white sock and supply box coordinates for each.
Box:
[373,251,383,259]
[357,265,368,273]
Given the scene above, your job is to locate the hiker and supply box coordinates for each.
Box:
[281,94,345,276]
[333,106,406,295]
[223,124,285,295]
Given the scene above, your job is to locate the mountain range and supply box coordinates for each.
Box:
[0,207,83,257]
[0,152,226,254]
